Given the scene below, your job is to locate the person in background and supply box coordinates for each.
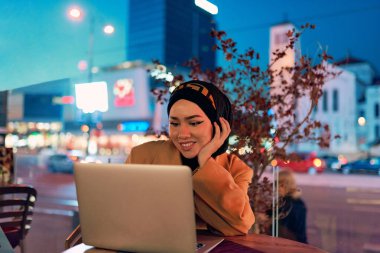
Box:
[126,80,255,236]
[277,169,308,243]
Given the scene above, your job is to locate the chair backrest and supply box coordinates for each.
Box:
[65,225,82,249]
[0,184,37,247]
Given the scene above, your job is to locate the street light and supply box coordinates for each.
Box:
[67,5,115,155]
[67,6,115,82]
[67,7,82,20]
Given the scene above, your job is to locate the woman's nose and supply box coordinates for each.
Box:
[178,125,191,138]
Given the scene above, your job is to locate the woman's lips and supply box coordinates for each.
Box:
[179,142,195,151]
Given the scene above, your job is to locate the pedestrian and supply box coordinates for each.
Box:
[126,80,255,236]
[277,169,308,243]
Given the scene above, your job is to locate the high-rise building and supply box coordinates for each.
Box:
[127,0,216,70]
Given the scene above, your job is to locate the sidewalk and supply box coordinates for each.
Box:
[14,173,77,253]
[15,212,73,253]
[263,170,380,188]
[14,169,380,253]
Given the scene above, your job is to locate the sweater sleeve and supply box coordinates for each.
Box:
[192,155,255,236]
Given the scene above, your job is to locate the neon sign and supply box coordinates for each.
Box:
[113,79,135,107]
[117,121,150,132]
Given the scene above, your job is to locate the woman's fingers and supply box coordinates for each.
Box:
[212,117,230,146]
[219,117,231,137]
[197,118,230,166]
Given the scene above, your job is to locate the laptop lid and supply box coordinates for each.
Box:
[74,163,197,253]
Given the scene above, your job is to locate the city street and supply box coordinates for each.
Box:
[13,155,380,253]
[3,1,380,253]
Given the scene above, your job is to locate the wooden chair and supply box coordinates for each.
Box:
[0,184,37,253]
[65,224,82,249]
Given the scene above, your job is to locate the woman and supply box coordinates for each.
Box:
[126,80,255,236]
[277,169,308,243]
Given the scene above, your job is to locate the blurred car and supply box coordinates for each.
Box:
[81,156,103,164]
[38,147,55,166]
[341,157,380,175]
[47,154,74,173]
[320,154,348,172]
[66,150,85,162]
[271,152,326,174]
[47,152,105,173]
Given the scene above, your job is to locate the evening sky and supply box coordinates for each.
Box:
[0,0,379,91]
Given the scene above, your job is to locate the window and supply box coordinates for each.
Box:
[322,90,328,112]
[274,33,289,45]
[333,89,338,112]
[313,103,318,113]
[376,125,380,139]
[375,103,379,118]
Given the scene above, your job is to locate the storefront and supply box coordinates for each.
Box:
[6,62,169,156]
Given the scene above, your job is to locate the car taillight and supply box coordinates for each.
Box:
[69,156,78,161]
[313,158,322,167]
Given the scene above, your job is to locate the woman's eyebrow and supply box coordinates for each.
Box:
[186,115,202,120]
[169,115,203,120]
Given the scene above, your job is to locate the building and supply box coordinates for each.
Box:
[269,22,300,129]
[366,81,380,144]
[298,65,359,154]
[127,0,216,70]
[297,58,380,156]
[269,22,380,157]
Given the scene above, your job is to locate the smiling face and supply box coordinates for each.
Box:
[169,99,213,159]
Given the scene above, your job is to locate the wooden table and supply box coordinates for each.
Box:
[62,233,327,253]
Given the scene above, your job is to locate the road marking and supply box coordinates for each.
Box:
[37,196,78,207]
[34,207,74,216]
[352,206,380,213]
[346,187,380,193]
[347,198,380,205]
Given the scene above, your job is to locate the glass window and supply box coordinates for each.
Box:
[322,90,328,112]
[313,103,318,113]
[375,103,379,118]
[332,89,338,112]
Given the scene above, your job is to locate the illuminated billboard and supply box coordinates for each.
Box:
[113,78,135,107]
[75,81,109,113]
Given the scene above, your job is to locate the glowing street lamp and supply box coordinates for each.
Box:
[103,25,115,35]
[67,6,115,82]
[358,116,366,126]
[67,6,114,155]
[68,6,82,20]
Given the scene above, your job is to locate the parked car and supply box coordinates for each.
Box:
[66,150,85,162]
[271,152,326,174]
[320,154,348,172]
[341,157,380,175]
[47,154,74,173]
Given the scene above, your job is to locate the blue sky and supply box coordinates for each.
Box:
[0,0,127,91]
[1,0,379,91]
[214,0,380,73]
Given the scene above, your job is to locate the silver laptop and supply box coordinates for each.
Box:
[74,163,223,253]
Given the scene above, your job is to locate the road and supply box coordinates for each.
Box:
[13,155,380,253]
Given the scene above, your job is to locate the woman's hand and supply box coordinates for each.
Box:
[198,117,231,167]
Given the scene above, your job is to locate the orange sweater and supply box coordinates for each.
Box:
[125,140,255,236]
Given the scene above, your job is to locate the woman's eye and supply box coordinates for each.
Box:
[169,122,179,127]
[190,121,203,126]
